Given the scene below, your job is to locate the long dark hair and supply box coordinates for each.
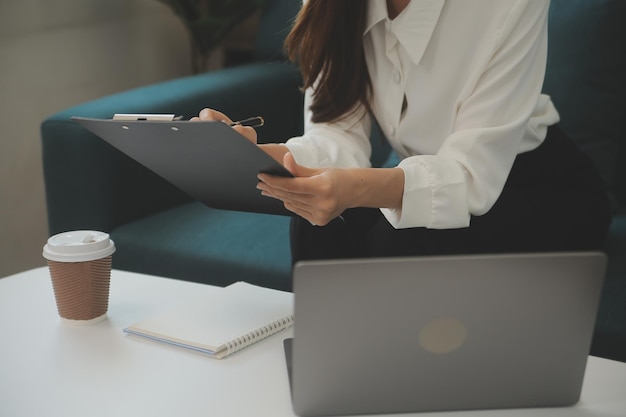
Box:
[284,1,371,124]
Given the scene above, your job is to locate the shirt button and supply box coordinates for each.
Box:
[389,126,396,137]
[393,70,401,84]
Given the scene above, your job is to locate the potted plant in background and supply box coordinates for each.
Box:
[157,0,269,73]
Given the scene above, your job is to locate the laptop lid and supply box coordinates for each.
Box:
[288,252,606,416]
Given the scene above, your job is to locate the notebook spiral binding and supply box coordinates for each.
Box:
[225,315,294,355]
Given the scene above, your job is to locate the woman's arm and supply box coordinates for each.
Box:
[192,105,395,225]
[258,153,404,226]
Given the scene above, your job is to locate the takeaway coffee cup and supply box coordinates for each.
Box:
[43,231,116,324]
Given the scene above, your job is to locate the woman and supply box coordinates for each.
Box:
[194,0,611,263]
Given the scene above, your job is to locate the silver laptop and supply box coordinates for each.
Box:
[285,252,606,416]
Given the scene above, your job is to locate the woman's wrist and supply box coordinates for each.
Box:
[259,143,289,164]
[345,167,404,210]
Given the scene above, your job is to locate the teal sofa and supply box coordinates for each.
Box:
[42,0,625,362]
[42,0,303,291]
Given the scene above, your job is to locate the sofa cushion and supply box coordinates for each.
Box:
[543,0,626,209]
[110,202,292,291]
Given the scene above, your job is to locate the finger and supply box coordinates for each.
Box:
[258,181,315,211]
[282,152,298,176]
[257,156,320,194]
[231,125,257,144]
[258,181,333,225]
[198,108,233,123]
[283,201,318,225]
[261,189,321,224]
[258,176,315,200]
[257,183,315,222]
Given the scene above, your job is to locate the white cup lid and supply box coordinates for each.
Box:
[43,230,115,262]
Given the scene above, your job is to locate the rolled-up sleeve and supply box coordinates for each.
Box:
[381,155,470,229]
[383,0,558,229]
[285,88,373,169]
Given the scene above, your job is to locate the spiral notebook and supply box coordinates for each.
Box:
[123,282,293,358]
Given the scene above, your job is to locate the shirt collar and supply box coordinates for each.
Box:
[365,0,445,66]
[364,0,388,34]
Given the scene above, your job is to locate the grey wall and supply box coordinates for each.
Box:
[0,0,193,277]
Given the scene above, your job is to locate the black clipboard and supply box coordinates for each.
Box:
[73,117,294,216]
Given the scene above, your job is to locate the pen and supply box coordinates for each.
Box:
[229,116,264,128]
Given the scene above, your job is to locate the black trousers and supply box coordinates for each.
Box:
[290,125,612,264]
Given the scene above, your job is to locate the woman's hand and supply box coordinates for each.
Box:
[258,153,405,226]
[257,153,354,226]
[190,108,257,144]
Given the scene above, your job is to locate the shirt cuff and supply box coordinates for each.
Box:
[381,156,471,229]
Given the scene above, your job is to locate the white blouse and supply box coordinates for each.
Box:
[284,0,560,229]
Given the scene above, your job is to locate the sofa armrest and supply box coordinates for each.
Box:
[42,62,303,235]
